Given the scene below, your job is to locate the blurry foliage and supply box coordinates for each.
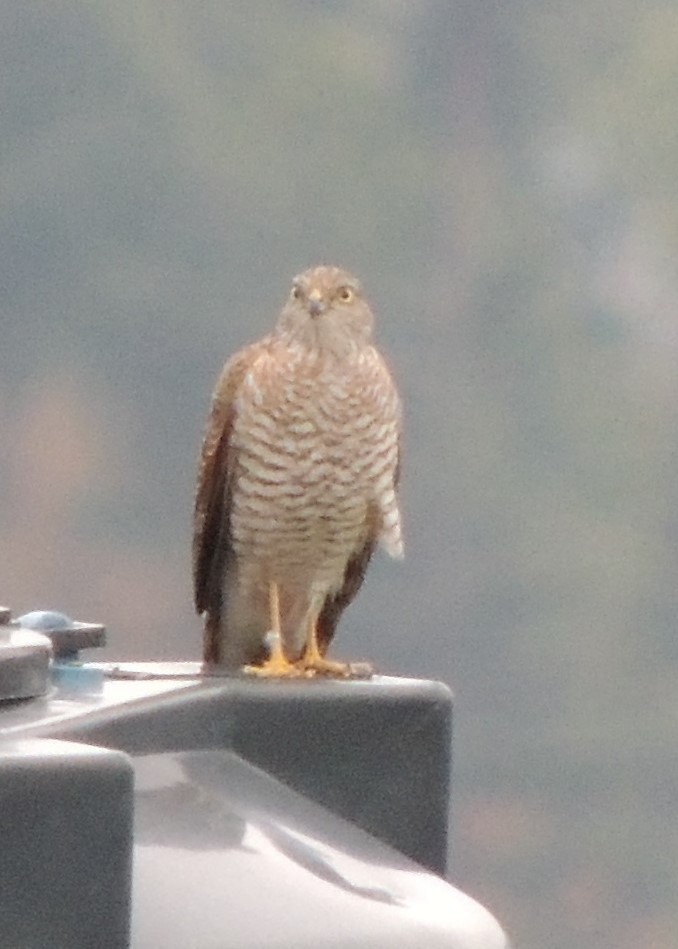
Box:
[2,2,678,947]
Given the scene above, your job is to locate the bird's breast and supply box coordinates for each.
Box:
[228,348,399,583]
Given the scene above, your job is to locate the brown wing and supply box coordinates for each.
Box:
[193,342,263,661]
[316,438,402,654]
[315,532,378,654]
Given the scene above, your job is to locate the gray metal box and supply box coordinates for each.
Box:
[0,738,133,949]
[0,665,508,948]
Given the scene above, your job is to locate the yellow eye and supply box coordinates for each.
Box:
[338,286,354,304]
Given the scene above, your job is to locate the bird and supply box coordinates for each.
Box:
[192,265,402,677]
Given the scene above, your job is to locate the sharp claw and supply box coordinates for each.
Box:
[295,655,373,679]
[243,629,303,678]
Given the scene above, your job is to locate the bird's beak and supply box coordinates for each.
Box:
[307,289,325,317]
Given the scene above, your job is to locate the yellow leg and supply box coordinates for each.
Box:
[243,582,302,677]
[297,613,351,677]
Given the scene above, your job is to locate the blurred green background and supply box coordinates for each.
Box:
[2,3,678,946]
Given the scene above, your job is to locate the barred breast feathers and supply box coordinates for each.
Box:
[229,341,402,562]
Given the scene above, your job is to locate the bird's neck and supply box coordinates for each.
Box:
[278,322,365,361]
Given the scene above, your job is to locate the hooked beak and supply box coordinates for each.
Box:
[307,288,325,317]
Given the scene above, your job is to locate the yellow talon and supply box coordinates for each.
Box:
[295,612,351,677]
[243,632,303,677]
[242,585,373,679]
[243,581,302,678]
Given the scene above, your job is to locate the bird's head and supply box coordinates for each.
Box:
[276,265,375,353]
